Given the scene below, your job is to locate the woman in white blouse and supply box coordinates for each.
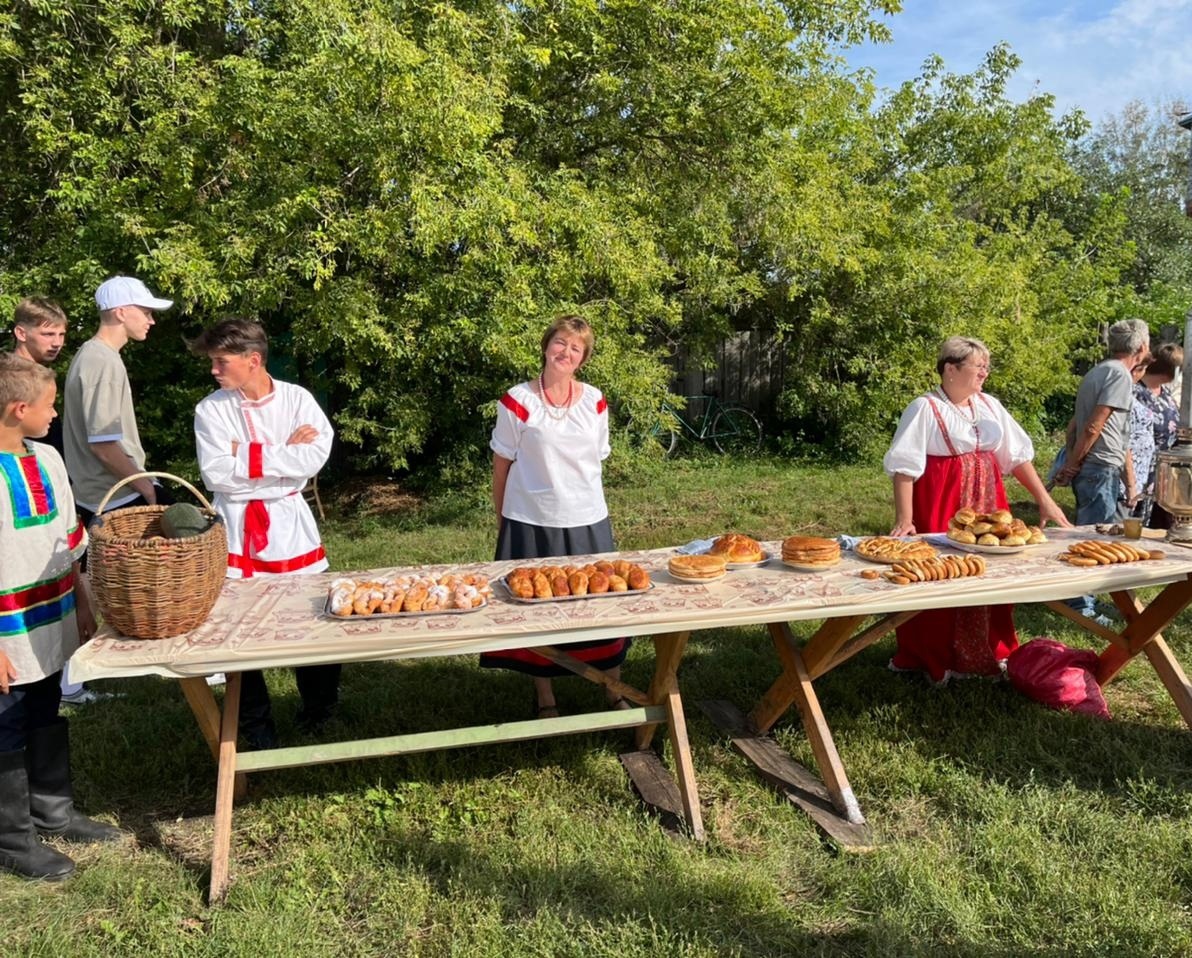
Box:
[882,336,1069,682]
[483,316,628,717]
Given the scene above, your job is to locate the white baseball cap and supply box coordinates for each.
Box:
[94,276,174,312]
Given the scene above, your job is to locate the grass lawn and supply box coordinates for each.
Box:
[5,454,1192,956]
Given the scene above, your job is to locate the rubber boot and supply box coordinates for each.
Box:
[0,749,75,880]
[25,719,123,844]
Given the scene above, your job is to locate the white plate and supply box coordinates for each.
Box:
[688,549,771,569]
[945,540,1033,556]
[780,558,841,573]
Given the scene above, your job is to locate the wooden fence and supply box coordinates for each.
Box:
[668,330,784,412]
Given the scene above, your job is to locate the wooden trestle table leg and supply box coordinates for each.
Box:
[179,677,247,800]
[631,631,704,839]
[1100,582,1192,728]
[762,621,865,825]
[208,671,242,904]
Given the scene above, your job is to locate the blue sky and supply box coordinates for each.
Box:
[847,0,1192,121]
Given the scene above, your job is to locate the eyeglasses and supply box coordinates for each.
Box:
[960,362,992,372]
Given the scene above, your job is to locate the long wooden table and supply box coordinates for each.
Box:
[70,532,1192,898]
[717,529,1192,846]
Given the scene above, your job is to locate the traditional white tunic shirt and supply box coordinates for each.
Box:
[490,381,610,528]
[194,379,332,578]
[883,390,1034,480]
[1,441,87,684]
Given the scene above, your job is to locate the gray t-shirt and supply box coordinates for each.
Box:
[1073,359,1133,469]
[63,338,146,510]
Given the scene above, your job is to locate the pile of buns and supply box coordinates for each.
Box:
[781,535,841,569]
[668,554,728,581]
[329,573,491,616]
[709,533,765,564]
[855,536,938,562]
[883,555,986,585]
[946,508,1046,547]
[506,560,650,599]
[1058,541,1164,566]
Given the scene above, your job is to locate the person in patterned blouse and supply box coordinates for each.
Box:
[1128,344,1183,528]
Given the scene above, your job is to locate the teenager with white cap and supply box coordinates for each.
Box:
[63,276,175,530]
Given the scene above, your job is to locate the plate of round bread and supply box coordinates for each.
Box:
[780,535,841,571]
[667,554,728,581]
[944,540,1028,556]
[704,533,769,568]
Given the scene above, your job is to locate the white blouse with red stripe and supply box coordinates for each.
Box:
[194,379,332,579]
[883,390,1034,480]
[491,381,610,529]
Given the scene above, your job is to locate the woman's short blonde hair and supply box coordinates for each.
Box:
[540,315,595,367]
[936,336,990,376]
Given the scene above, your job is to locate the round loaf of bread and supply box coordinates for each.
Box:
[709,533,765,563]
[668,554,728,580]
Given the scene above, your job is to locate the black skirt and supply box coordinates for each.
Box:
[481,516,630,677]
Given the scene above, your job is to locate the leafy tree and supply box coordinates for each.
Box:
[766,46,1132,454]
[1068,99,1192,335]
[0,0,898,476]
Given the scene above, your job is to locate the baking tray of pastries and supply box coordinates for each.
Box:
[324,574,492,618]
[499,560,653,603]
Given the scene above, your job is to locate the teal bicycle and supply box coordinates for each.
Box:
[650,395,763,456]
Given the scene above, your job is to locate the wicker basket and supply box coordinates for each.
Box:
[88,472,228,640]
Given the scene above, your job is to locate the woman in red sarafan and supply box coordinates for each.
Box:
[883,336,1071,683]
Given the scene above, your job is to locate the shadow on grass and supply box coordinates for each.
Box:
[364,824,1085,958]
[682,614,1192,814]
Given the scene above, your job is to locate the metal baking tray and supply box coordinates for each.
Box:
[322,597,488,620]
[497,577,654,604]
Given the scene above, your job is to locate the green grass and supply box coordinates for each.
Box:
[6,455,1192,956]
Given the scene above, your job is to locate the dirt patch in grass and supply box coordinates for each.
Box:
[325,476,422,517]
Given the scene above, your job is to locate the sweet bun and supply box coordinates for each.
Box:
[953,507,978,526]
[946,528,977,545]
[588,571,610,593]
[989,509,1013,525]
[977,533,999,546]
[710,533,765,564]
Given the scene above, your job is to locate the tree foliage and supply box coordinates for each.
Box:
[0,4,1163,475]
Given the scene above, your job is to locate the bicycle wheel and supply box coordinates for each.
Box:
[651,421,680,456]
[711,405,762,455]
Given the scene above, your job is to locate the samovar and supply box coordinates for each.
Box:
[1154,310,1192,542]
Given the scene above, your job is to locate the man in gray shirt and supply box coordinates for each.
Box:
[63,276,174,528]
[1056,318,1150,619]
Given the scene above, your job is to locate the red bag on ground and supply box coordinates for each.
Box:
[1005,638,1111,720]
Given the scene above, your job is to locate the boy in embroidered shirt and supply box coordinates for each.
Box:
[0,355,123,881]
[190,319,339,749]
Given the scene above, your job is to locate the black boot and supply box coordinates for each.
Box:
[0,749,75,880]
[25,719,123,844]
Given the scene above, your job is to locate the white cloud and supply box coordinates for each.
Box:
[849,0,1192,120]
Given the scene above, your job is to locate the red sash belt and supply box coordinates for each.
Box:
[232,493,323,578]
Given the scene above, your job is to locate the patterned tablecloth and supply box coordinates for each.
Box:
[69,529,1192,681]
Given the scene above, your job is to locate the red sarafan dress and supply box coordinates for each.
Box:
[883,391,1034,683]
